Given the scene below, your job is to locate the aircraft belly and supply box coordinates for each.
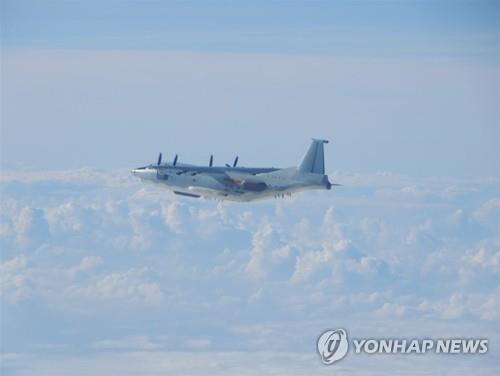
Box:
[148,167,326,202]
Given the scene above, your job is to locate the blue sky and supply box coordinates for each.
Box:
[1,1,499,375]
[2,1,499,54]
[1,0,499,177]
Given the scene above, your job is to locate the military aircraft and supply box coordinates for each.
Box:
[131,139,337,202]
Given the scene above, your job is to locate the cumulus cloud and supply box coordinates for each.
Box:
[419,293,467,320]
[14,207,50,246]
[478,288,500,321]
[463,245,500,271]
[290,207,350,282]
[45,202,85,233]
[0,255,31,303]
[473,198,500,230]
[1,168,499,371]
[161,202,184,234]
[66,256,103,278]
[245,223,274,279]
[65,268,164,305]
[376,302,407,318]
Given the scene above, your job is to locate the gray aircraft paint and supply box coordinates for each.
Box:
[131,139,334,202]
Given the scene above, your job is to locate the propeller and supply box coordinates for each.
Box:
[157,153,162,166]
[173,154,178,166]
[209,155,213,167]
[233,156,239,168]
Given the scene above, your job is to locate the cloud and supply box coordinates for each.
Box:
[45,202,85,233]
[290,207,350,282]
[245,222,279,279]
[463,245,500,271]
[376,302,407,318]
[65,268,164,305]
[478,288,500,321]
[473,198,500,230]
[419,293,467,320]
[66,256,103,278]
[3,350,499,376]
[92,336,162,350]
[14,207,50,246]
[161,202,184,234]
[1,168,499,373]
[0,255,31,303]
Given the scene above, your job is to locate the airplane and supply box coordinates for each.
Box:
[131,139,337,202]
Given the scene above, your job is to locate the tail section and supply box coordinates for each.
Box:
[298,139,328,174]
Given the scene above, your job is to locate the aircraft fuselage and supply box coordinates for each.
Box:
[132,139,334,202]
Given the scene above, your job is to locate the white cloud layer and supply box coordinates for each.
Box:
[1,168,499,374]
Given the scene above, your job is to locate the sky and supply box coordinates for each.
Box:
[1,1,500,375]
[1,0,499,177]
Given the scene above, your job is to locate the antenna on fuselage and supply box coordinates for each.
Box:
[157,153,162,165]
[173,154,178,166]
[209,155,213,167]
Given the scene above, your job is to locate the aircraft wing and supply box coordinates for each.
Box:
[161,166,269,194]
[213,171,269,192]
[224,170,259,181]
[203,170,265,185]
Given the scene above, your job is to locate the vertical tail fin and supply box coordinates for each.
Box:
[298,139,328,174]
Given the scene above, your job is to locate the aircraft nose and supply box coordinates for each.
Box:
[131,168,143,176]
[131,167,155,180]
